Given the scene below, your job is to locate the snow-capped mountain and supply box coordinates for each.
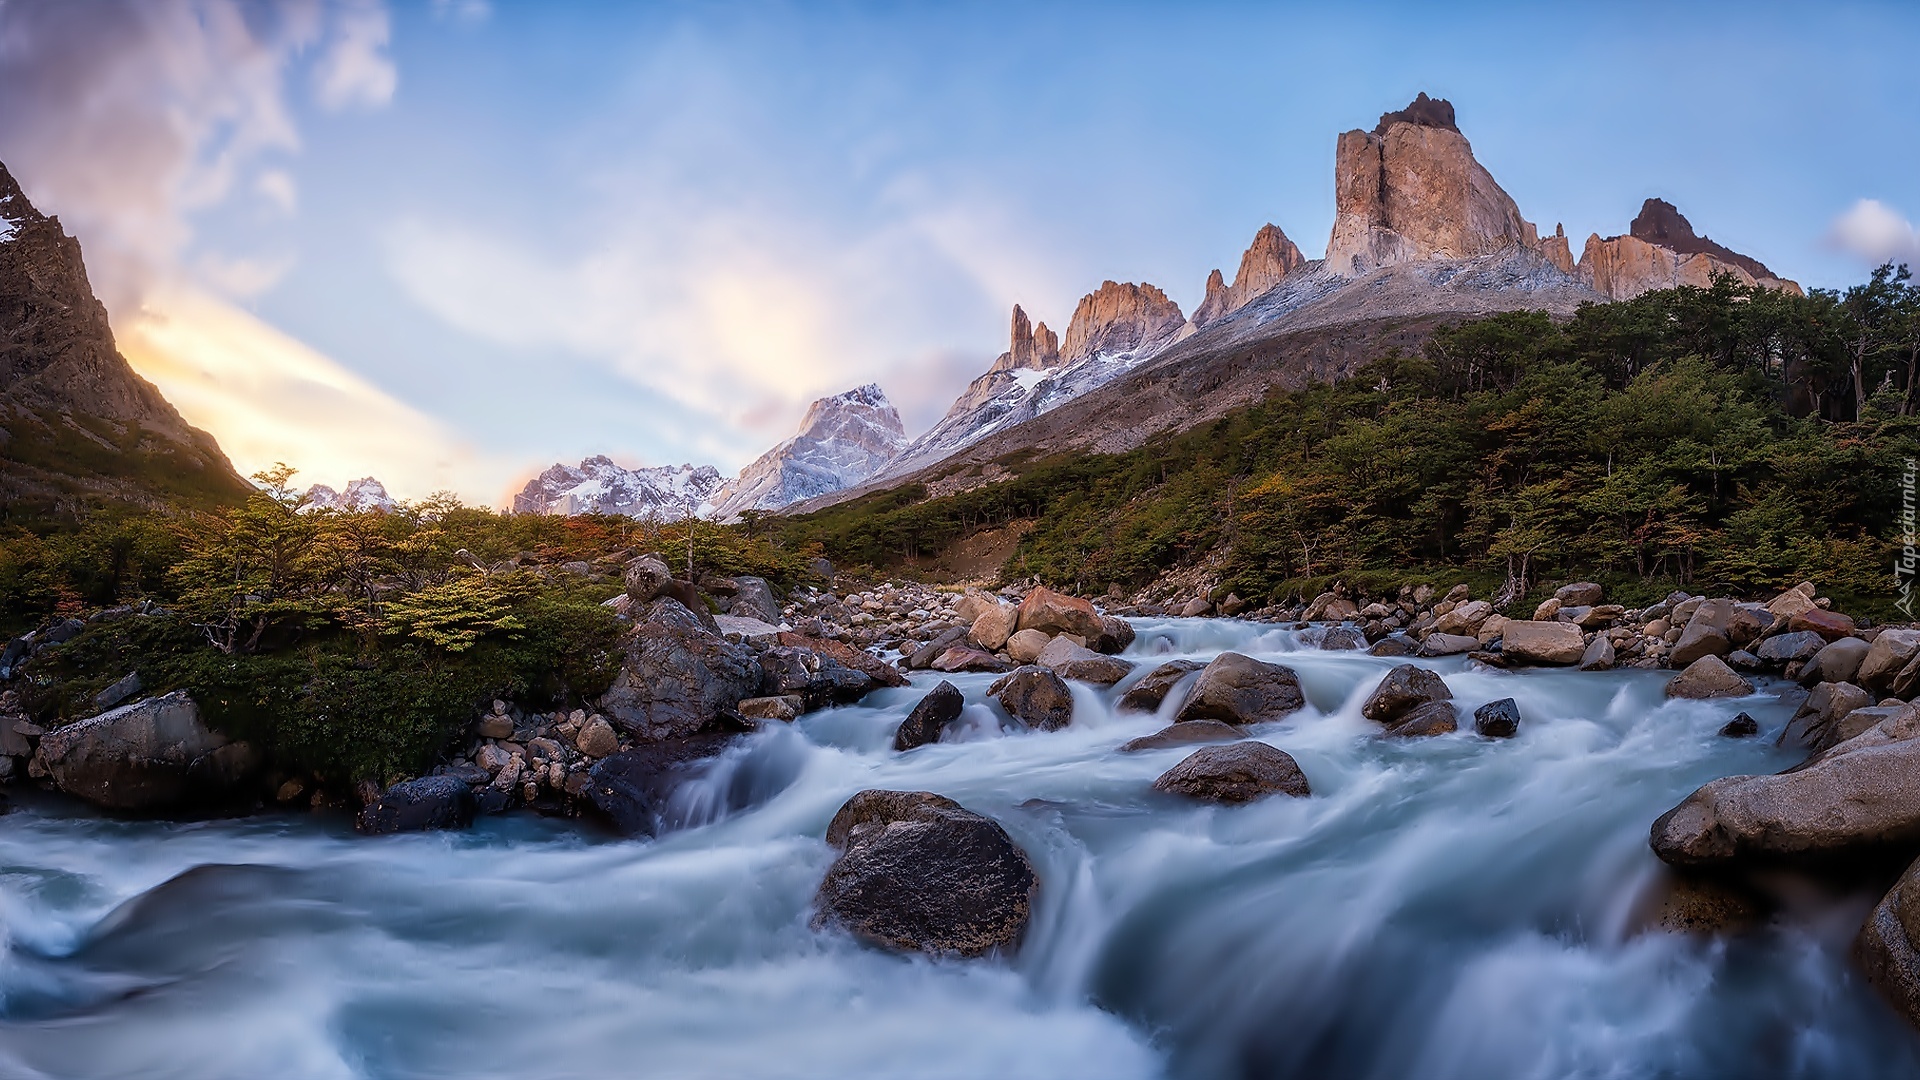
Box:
[304,477,397,512]
[511,456,724,520]
[710,384,905,520]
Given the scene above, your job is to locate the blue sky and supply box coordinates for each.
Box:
[3,0,1916,501]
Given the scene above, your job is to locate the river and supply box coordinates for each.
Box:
[2,617,1916,1079]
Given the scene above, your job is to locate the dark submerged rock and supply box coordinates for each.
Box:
[357,775,473,835]
[1152,742,1311,802]
[1173,652,1305,726]
[893,681,965,751]
[1474,698,1521,738]
[988,666,1075,731]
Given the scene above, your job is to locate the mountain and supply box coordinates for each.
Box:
[0,159,245,517]
[304,477,397,513]
[1578,198,1804,300]
[709,384,905,520]
[512,455,724,520]
[794,93,1798,513]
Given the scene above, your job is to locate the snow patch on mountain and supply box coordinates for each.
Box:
[711,384,906,520]
[512,456,724,520]
[304,477,397,513]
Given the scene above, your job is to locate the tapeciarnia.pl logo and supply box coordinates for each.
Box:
[1899,457,1917,618]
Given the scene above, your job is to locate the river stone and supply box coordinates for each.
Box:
[728,576,782,625]
[1006,629,1052,664]
[1474,698,1521,738]
[1014,586,1105,640]
[930,646,1012,674]
[1499,620,1587,665]
[1860,854,1920,1029]
[1579,634,1616,671]
[1860,629,1920,692]
[1384,699,1459,738]
[1555,582,1605,607]
[1035,636,1134,685]
[1719,712,1759,738]
[906,627,970,669]
[971,605,1017,651]
[585,732,739,837]
[739,695,803,722]
[37,691,259,812]
[1119,719,1243,753]
[1668,602,1734,666]
[1755,630,1827,666]
[1119,660,1204,713]
[1320,626,1367,651]
[989,666,1075,731]
[599,604,760,740]
[1665,655,1753,700]
[624,554,675,602]
[1173,653,1305,726]
[1419,633,1479,657]
[813,790,1037,957]
[357,775,473,835]
[1650,706,1920,866]
[894,681,965,751]
[1360,664,1451,724]
[1093,616,1136,654]
[1799,637,1870,687]
[1790,608,1856,641]
[776,633,909,689]
[574,716,619,758]
[1369,637,1418,658]
[1152,742,1310,802]
[1779,681,1873,750]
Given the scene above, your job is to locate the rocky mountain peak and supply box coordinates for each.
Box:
[709,384,907,519]
[1193,223,1307,327]
[304,477,397,513]
[1060,280,1186,364]
[513,456,724,520]
[1628,198,1775,281]
[1373,92,1458,136]
[998,304,1063,373]
[1324,96,1543,276]
[1577,197,1799,301]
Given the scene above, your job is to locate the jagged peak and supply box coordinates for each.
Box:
[1373,92,1458,136]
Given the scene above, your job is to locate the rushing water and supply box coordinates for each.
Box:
[2,617,1918,1079]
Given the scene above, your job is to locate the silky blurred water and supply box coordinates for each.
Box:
[2,617,1916,1079]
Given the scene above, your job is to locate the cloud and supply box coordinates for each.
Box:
[1830,199,1920,267]
[120,282,506,501]
[313,0,396,111]
[430,0,491,25]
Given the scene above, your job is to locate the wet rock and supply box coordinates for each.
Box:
[1384,699,1459,737]
[776,633,908,689]
[989,666,1075,731]
[759,646,877,708]
[1006,629,1052,664]
[931,646,1012,674]
[1665,655,1754,700]
[1360,664,1451,724]
[1035,636,1134,685]
[739,695,804,722]
[1634,869,1768,936]
[1780,681,1873,750]
[894,681,965,751]
[1474,698,1521,738]
[1369,637,1418,658]
[1015,586,1105,640]
[813,789,1038,957]
[1651,706,1920,866]
[37,692,259,812]
[1860,854,1920,1028]
[1719,712,1759,738]
[1419,632,1479,656]
[1093,616,1136,654]
[357,775,473,835]
[1320,626,1367,651]
[600,605,760,741]
[1800,636,1870,687]
[1119,719,1243,753]
[585,733,739,837]
[1151,742,1311,802]
[1499,620,1587,665]
[1174,652,1305,726]
[1119,659,1204,713]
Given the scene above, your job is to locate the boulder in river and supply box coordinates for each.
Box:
[1419,633,1479,657]
[36,691,258,812]
[1173,652,1305,726]
[1360,664,1451,725]
[1859,629,1920,693]
[894,681,965,751]
[1498,620,1586,665]
[1798,636,1870,687]
[1664,655,1753,700]
[970,604,1017,651]
[585,732,740,837]
[1014,586,1105,640]
[1859,854,1920,1029]
[1119,719,1243,753]
[1719,712,1759,738]
[989,666,1075,731]
[1383,699,1459,738]
[1119,659,1204,713]
[599,601,761,740]
[1650,705,1920,866]
[1006,629,1052,664]
[1778,681,1873,750]
[1474,698,1521,738]
[813,789,1038,957]
[1035,636,1134,685]
[357,775,473,835]
[1151,742,1311,802]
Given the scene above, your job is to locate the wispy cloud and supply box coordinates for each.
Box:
[313,0,397,111]
[1830,199,1920,267]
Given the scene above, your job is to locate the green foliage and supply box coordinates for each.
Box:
[779,272,1920,617]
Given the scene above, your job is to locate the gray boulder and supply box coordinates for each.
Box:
[1779,681,1874,751]
[1754,630,1826,666]
[1498,620,1585,665]
[1578,635,1616,671]
[357,775,473,835]
[894,682,965,751]
[598,607,761,741]
[1174,653,1305,725]
[729,576,782,625]
[1799,637,1870,687]
[1670,599,1737,666]
[989,666,1075,731]
[1035,636,1135,686]
[1419,633,1480,657]
[1860,629,1920,693]
[1151,742,1311,802]
[1118,660,1203,713]
[1555,582,1604,607]
[1118,719,1243,753]
[813,790,1037,957]
[37,692,258,811]
[1360,664,1451,725]
[624,554,676,602]
[1383,699,1459,738]
[584,732,742,837]
[1860,854,1920,1030]
[1664,655,1753,700]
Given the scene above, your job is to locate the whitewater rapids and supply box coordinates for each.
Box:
[2,617,1916,1079]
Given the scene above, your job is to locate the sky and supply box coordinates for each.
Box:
[1,0,1917,505]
